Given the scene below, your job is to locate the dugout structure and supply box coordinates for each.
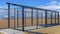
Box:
[6,2,59,31]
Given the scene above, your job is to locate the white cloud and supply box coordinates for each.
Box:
[3,15,8,18]
[38,0,60,11]
[37,0,60,15]
[0,6,7,9]
[39,5,60,10]
[48,1,58,5]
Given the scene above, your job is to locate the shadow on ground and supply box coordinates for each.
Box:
[26,31,48,34]
[39,23,60,27]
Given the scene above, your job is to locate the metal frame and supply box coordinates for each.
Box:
[45,10,47,27]
[58,12,59,24]
[14,8,16,29]
[22,7,24,31]
[51,12,52,25]
[24,11,26,26]
[55,12,56,24]
[41,13,43,25]
[6,2,59,31]
[8,3,10,28]
[31,9,33,26]
[17,10,19,27]
[36,10,38,29]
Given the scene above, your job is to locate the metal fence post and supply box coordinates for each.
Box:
[31,9,33,26]
[58,12,59,24]
[55,12,56,24]
[51,12,52,25]
[24,11,26,26]
[14,8,16,29]
[41,13,43,25]
[36,10,38,29]
[17,10,19,27]
[22,7,24,31]
[8,3,10,28]
[45,10,47,27]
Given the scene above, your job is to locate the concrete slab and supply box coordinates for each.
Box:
[0,29,25,34]
[17,26,44,30]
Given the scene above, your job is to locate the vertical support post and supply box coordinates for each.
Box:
[36,10,38,29]
[54,12,56,24]
[41,13,43,25]
[58,12,59,24]
[51,12,52,25]
[14,8,16,29]
[8,3,10,28]
[56,12,58,25]
[31,9,33,26]
[25,11,26,26]
[22,7,24,31]
[45,10,47,27]
[17,10,19,27]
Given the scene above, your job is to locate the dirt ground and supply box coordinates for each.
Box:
[0,18,60,34]
[0,18,59,28]
[29,25,60,34]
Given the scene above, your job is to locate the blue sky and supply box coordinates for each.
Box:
[0,0,60,19]
[0,0,51,6]
[0,0,59,6]
[0,0,60,10]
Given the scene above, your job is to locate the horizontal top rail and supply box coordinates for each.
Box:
[6,2,59,12]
